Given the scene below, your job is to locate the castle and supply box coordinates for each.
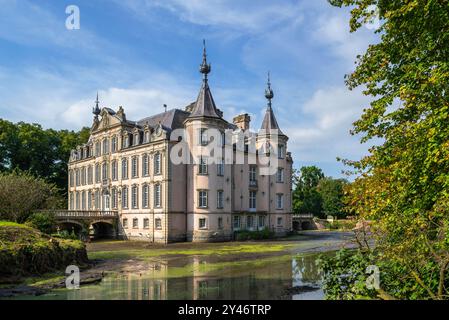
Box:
[67,43,293,243]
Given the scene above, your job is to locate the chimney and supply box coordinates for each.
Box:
[233,113,251,131]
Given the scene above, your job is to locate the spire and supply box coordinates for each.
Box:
[188,40,221,119]
[261,73,284,135]
[92,91,101,117]
[199,39,211,82]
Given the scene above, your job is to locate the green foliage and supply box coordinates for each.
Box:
[329,0,449,299]
[292,166,324,217]
[0,222,88,276]
[0,119,89,194]
[234,228,274,241]
[25,212,56,235]
[52,229,79,240]
[0,170,63,223]
[293,166,348,218]
[317,178,348,218]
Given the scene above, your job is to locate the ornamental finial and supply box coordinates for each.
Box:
[264,72,274,106]
[199,39,211,81]
[93,91,101,117]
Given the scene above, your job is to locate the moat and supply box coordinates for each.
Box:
[7,231,354,300]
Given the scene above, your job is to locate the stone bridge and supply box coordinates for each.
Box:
[292,214,317,231]
[43,210,119,239]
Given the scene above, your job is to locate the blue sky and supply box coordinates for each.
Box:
[0,0,379,177]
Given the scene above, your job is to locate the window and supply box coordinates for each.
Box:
[233,216,241,229]
[198,156,208,175]
[199,218,207,229]
[277,217,283,226]
[249,166,257,183]
[69,192,74,210]
[123,135,129,148]
[155,218,162,229]
[87,191,92,210]
[198,190,208,208]
[142,184,149,208]
[144,131,150,143]
[220,131,225,147]
[143,218,149,229]
[103,138,109,155]
[112,160,118,181]
[276,194,284,209]
[81,191,86,210]
[69,170,74,187]
[218,217,223,229]
[94,190,100,209]
[132,157,138,178]
[246,216,254,229]
[95,164,100,183]
[75,169,80,186]
[111,188,117,209]
[122,186,128,209]
[132,185,138,209]
[132,218,138,229]
[154,184,161,208]
[199,128,208,145]
[111,136,117,152]
[102,162,109,181]
[249,191,257,210]
[81,167,86,185]
[217,158,224,176]
[95,141,101,157]
[122,158,128,179]
[142,154,149,176]
[217,190,224,209]
[123,218,128,229]
[278,144,285,159]
[276,168,284,183]
[258,215,266,228]
[154,153,161,175]
[88,166,93,184]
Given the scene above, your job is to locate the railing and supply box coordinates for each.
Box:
[292,213,314,219]
[38,210,118,219]
[249,180,258,188]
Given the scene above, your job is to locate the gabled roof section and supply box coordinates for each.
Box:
[138,109,190,131]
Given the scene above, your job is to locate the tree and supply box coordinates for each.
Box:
[317,178,348,218]
[0,170,63,222]
[0,119,89,195]
[292,166,324,217]
[326,0,449,299]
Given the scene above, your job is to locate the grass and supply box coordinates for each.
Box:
[89,243,295,260]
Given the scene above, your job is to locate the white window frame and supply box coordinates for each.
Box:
[154,184,162,208]
[276,193,284,210]
[198,190,208,208]
[249,191,257,210]
[154,153,161,175]
[276,167,284,183]
[198,156,208,175]
[199,218,207,229]
[131,185,138,209]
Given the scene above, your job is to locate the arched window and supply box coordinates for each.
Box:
[122,186,128,209]
[142,154,149,176]
[142,184,149,208]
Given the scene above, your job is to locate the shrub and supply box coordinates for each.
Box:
[25,211,56,235]
[235,228,275,241]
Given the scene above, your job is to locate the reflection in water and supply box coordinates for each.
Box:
[59,253,325,300]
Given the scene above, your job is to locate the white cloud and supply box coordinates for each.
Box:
[116,0,304,35]
[284,86,370,165]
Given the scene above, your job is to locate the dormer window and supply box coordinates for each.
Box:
[134,133,140,146]
[123,135,129,148]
